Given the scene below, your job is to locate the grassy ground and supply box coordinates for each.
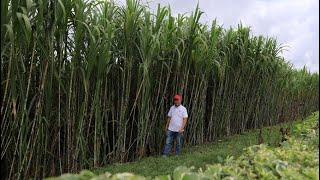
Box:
[94,113,319,177]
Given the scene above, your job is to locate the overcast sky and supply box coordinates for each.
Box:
[118,0,319,72]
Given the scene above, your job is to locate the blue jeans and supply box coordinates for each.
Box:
[163,130,184,155]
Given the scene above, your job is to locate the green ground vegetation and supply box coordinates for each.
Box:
[94,119,292,177]
[47,112,319,179]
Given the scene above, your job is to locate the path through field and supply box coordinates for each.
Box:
[94,114,315,177]
[47,112,319,179]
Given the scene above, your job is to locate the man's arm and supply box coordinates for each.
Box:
[179,107,188,133]
[179,118,187,133]
[166,107,172,131]
[165,117,171,131]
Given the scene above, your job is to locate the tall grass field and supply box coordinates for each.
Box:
[1,0,318,179]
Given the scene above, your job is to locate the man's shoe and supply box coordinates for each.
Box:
[162,155,168,158]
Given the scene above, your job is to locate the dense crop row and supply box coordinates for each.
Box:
[1,0,319,178]
[47,112,320,179]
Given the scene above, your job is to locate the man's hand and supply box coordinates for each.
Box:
[179,129,184,133]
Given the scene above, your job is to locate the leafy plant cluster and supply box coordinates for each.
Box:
[47,112,319,180]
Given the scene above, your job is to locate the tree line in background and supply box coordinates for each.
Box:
[1,0,318,178]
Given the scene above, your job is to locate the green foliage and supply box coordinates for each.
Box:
[47,113,319,180]
[47,171,146,180]
[94,122,284,177]
[198,114,319,180]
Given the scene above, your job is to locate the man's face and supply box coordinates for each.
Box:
[174,99,181,106]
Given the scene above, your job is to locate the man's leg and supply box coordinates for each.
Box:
[175,132,184,155]
[163,130,174,156]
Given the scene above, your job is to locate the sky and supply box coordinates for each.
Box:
[117,0,319,72]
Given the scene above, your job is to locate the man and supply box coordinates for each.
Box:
[163,94,188,157]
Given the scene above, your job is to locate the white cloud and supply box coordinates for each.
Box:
[118,0,319,72]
